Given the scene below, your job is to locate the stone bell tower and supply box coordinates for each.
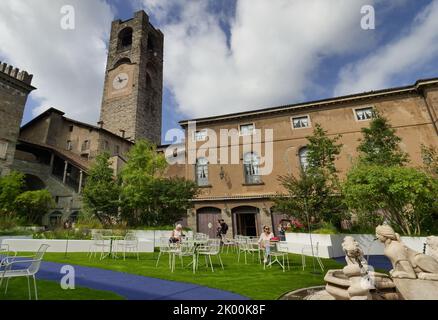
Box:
[99,10,163,145]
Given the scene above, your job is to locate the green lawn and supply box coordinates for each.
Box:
[0,277,124,300]
[41,251,344,300]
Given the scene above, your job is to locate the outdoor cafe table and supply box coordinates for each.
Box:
[102,235,124,260]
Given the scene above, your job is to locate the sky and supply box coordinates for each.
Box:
[1,0,438,145]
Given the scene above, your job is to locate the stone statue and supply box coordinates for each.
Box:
[342,236,368,270]
[426,236,438,261]
[376,225,438,281]
[323,236,397,300]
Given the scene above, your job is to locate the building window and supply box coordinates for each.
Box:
[239,123,255,136]
[193,130,208,142]
[355,107,374,121]
[66,140,72,151]
[81,140,90,151]
[104,140,109,150]
[292,116,310,129]
[69,126,74,132]
[299,147,309,170]
[244,152,262,184]
[115,145,120,155]
[196,158,209,186]
[0,141,8,160]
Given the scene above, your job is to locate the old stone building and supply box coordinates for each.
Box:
[0,11,164,226]
[100,10,163,145]
[0,62,35,176]
[1,10,437,233]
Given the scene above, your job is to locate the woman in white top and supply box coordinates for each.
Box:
[258,225,274,263]
[170,224,184,244]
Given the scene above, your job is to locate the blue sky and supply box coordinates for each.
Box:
[1,0,438,144]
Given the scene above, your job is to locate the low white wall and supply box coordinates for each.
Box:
[92,230,194,247]
[285,233,429,258]
[2,239,154,253]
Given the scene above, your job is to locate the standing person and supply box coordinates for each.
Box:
[170,224,184,244]
[216,220,223,240]
[278,223,286,241]
[220,219,229,240]
[258,225,274,264]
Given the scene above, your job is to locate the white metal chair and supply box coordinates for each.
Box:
[196,239,224,272]
[88,231,110,260]
[0,244,17,267]
[221,238,236,254]
[155,237,174,268]
[172,241,197,273]
[301,242,324,272]
[0,244,50,300]
[265,241,290,272]
[117,232,139,261]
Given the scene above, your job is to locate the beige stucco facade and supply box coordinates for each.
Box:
[176,81,438,237]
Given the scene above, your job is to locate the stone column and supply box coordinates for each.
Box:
[78,170,83,194]
[62,161,68,184]
[222,206,233,238]
[49,153,55,171]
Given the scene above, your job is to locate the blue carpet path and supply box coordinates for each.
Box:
[334,255,392,271]
[15,261,249,300]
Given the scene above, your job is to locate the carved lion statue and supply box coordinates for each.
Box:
[342,236,368,270]
[426,236,438,261]
[376,225,438,281]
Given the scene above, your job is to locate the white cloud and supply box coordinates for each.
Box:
[335,0,438,96]
[138,0,379,119]
[0,0,114,123]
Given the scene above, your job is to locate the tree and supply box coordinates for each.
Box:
[15,190,54,225]
[357,111,409,166]
[146,177,198,226]
[275,124,348,229]
[343,164,438,236]
[120,140,167,226]
[120,140,197,226]
[0,171,24,216]
[82,152,121,226]
[421,145,438,177]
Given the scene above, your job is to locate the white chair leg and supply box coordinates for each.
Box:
[209,256,214,272]
[33,275,38,301]
[5,277,11,294]
[155,252,162,267]
[218,255,224,270]
[27,276,32,300]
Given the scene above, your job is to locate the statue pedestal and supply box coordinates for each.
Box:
[394,278,438,300]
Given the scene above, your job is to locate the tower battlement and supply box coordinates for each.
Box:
[0,61,33,85]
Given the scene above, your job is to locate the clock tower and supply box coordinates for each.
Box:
[99,11,163,144]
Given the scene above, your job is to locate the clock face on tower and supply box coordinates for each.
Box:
[112,72,129,90]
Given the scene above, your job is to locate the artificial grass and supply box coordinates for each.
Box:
[42,251,344,300]
[0,277,124,300]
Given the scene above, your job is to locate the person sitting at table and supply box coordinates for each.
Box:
[258,225,275,264]
[170,224,184,244]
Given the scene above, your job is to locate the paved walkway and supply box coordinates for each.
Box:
[17,261,249,300]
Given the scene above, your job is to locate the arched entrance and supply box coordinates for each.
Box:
[24,174,46,191]
[232,206,259,237]
[49,211,63,228]
[197,207,222,239]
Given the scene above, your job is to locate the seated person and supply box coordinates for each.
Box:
[258,225,274,264]
[170,224,184,244]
